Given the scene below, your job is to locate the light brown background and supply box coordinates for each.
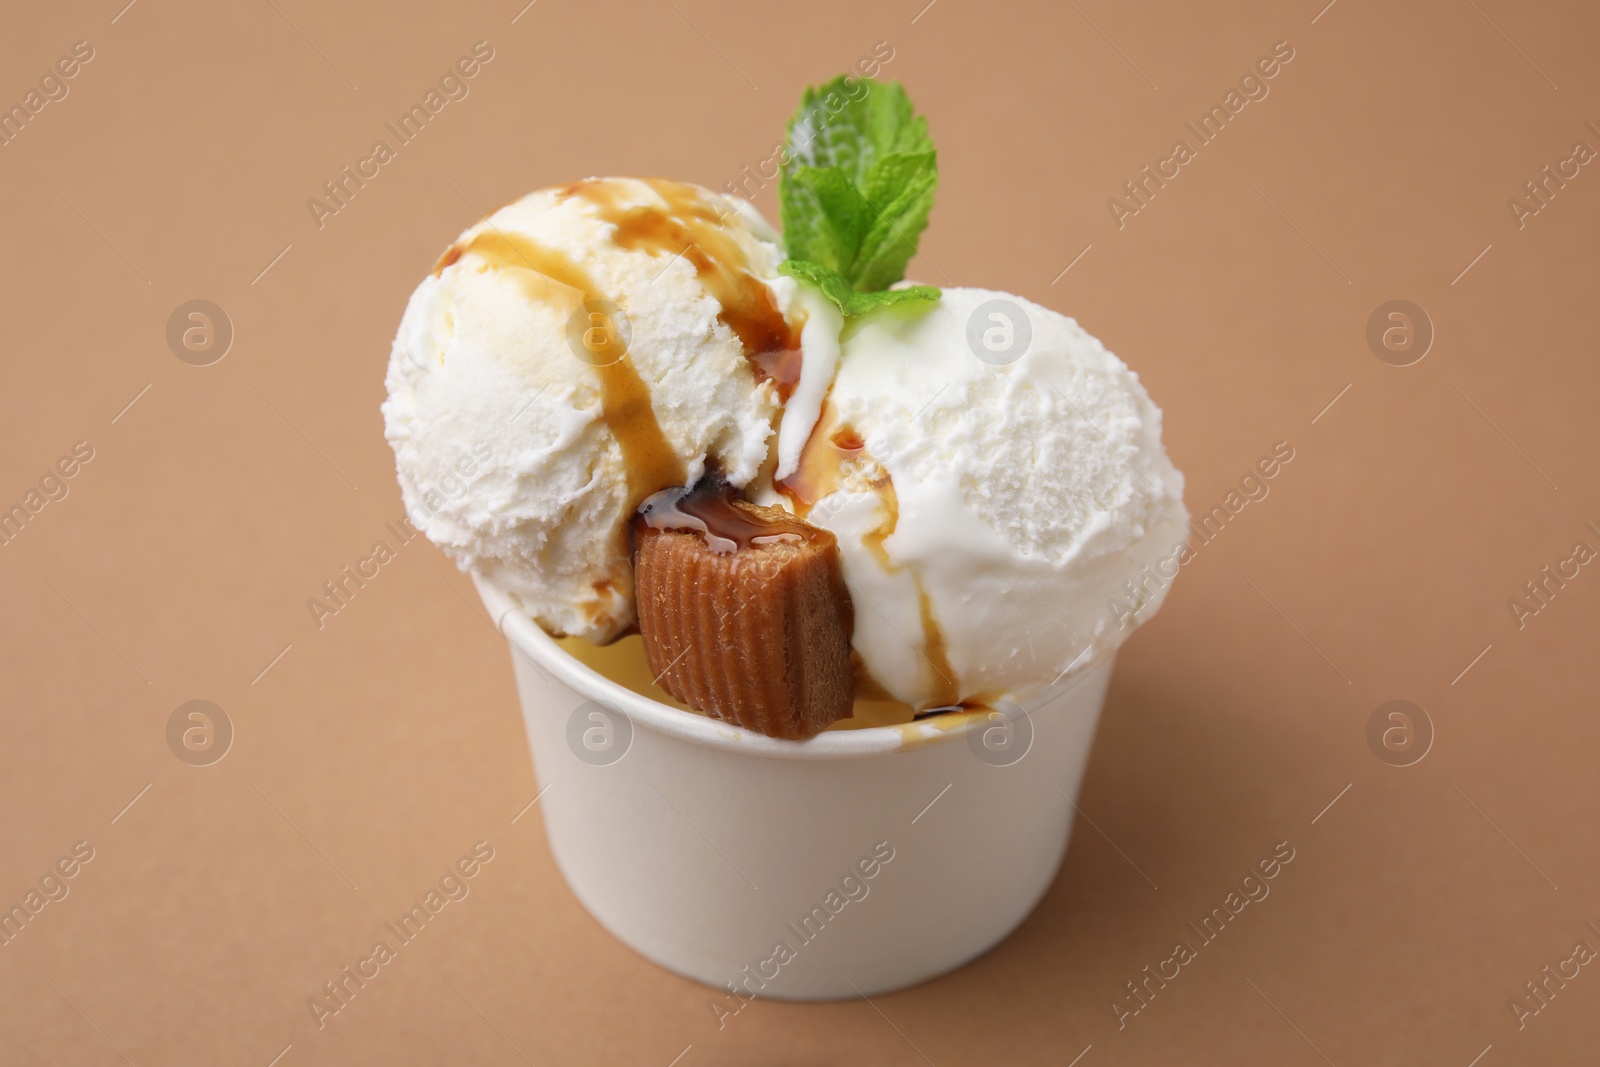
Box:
[2,0,1598,1063]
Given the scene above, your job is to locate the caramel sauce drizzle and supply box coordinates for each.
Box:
[435,228,686,512]
[635,474,822,555]
[776,404,850,515]
[778,405,961,708]
[557,179,803,400]
[861,472,898,570]
[870,474,958,708]
[433,243,465,273]
[916,584,961,710]
[431,180,958,707]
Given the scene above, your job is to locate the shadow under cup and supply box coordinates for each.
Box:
[475,574,1116,1000]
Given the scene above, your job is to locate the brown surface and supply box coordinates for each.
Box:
[1,0,1597,1063]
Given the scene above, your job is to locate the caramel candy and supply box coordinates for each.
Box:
[632,482,854,739]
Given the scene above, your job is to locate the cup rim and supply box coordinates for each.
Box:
[474,573,1113,762]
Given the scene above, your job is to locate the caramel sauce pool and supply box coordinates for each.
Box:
[557,633,920,730]
[637,475,823,555]
[556,634,993,738]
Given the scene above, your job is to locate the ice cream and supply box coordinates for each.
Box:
[383,78,1188,738]
[767,287,1187,711]
[384,177,820,642]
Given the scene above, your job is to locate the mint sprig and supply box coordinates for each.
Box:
[778,260,940,317]
[778,77,940,316]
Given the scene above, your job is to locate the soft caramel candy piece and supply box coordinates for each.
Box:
[633,487,853,739]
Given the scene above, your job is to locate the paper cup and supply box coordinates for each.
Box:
[476,574,1115,1000]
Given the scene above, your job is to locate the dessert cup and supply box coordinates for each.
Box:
[476,573,1116,1000]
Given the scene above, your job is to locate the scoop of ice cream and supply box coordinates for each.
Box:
[383,178,807,642]
[765,287,1188,710]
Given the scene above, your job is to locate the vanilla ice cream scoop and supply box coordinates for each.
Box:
[766,287,1188,710]
[383,178,813,642]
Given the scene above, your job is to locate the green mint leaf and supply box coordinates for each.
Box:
[789,167,874,278]
[779,259,939,318]
[779,77,938,295]
[786,76,932,181]
[778,259,856,310]
[840,284,941,317]
[854,149,937,292]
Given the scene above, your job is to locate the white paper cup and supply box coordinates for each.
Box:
[476,574,1115,1000]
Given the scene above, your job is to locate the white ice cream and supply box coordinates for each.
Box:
[383,178,800,642]
[385,178,1187,712]
[762,288,1188,709]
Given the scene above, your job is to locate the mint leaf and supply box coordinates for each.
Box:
[854,149,937,292]
[841,284,942,317]
[789,167,874,280]
[779,259,939,318]
[785,76,932,186]
[778,258,855,309]
[779,76,939,303]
